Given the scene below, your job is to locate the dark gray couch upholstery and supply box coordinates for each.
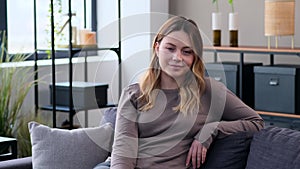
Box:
[0,157,32,169]
[1,111,300,169]
[245,127,300,169]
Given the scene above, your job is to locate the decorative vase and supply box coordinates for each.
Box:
[229,12,238,47]
[212,12,222,46]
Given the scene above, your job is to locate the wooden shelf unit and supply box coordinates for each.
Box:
[204,46,300,55]
[203,46,300,120]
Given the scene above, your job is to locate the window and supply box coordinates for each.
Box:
[6,0,91,54]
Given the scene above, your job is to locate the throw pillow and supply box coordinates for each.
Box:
[100,107,117,129]
[29,121,114,169]
[245,127,300,169]
[201,131,254,169]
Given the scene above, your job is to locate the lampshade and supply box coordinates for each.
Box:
[264,0,295,36]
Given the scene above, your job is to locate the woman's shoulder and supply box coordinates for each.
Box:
[123,83,141,93]
[204,77,227,89]
[121,83,141,99]
[119,83,141,108]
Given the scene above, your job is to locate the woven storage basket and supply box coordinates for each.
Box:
[265,0,295,36]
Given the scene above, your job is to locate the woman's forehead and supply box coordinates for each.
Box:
[162,31,192,47]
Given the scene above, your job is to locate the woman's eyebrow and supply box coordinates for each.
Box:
[182,46,192,50]
[164,42,175,46]
[165,43,192,49]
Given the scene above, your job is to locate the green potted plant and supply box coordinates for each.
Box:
[228,0,235,13]
[45,0,64,58]
[0,31,38,156]
[228,0,238,47]
[212,0,222,46]
[17,110,49,157]
[213,0,220,12]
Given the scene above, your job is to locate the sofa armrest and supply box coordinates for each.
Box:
[0,157,32,169]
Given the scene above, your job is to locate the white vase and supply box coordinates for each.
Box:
[212,12,222,46]
[229,12,238,47]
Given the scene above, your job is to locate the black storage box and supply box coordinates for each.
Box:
[205,62,262,108]
[254,64,300,114]
[50,81,109,109]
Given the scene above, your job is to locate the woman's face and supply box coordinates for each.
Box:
[155,30,195,80]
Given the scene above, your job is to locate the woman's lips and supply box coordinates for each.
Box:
[169,63,184,68]
[169,64,184,70]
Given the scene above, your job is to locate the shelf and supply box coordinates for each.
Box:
[41,103,117,129]
[34,0,122,129]
[205,45,300,129]
[257,111,300,119]
[0,137,17,161]
[41,103,117,113]
[57,44,98,49]
[41,105,77,112]
[204,46,300,56]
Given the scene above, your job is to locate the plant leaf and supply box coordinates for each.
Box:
[0,31,39,138]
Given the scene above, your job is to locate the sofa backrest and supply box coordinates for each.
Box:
[202,131,254,169]
[246,126,300,169]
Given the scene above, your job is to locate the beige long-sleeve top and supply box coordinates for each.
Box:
[111,78,264,169]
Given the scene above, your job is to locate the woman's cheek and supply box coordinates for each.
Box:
[184,56,195,67]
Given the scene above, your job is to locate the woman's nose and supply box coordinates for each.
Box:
[172,50,183,61]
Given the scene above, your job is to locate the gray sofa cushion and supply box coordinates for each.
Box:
[29,121,114,169]
[245,127,300,169]
[202,131,254,169]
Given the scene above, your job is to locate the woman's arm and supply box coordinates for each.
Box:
[195,79,264,148]
[216,87,264,138]
[190,79,264,168]
[111,85,140,169]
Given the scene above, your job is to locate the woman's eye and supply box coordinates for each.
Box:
[166,47,175,52]
[182,50,193,55]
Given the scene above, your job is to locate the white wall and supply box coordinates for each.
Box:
[120,0,169,88]
[97,0,169,88]
[169,0,300,64]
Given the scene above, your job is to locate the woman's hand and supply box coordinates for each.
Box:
[186,139,207,169]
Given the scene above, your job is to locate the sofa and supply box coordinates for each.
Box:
[1,108,300,169]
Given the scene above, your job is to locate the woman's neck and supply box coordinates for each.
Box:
[160,72,183,89]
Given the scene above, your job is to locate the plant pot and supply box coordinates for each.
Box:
[229,12,238,47]
[212,12,222,46]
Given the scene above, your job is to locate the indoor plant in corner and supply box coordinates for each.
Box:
[0,31,37,157]
[212,0,222,46]
[228,0,238,47]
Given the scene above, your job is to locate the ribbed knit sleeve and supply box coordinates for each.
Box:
[195,78,264,148]
[110,84,140,169]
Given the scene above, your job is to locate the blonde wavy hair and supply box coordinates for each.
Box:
[138,16,206,115]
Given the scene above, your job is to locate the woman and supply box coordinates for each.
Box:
[96,16,264,169]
